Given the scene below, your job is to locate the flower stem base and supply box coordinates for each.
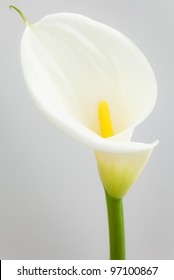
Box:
[105,190,126,260]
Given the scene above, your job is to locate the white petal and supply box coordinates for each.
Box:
[21,13,157,152]
[95,142,157,198]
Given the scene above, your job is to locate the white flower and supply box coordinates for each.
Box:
[20,12,158,198]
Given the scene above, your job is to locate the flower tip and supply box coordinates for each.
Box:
[9,5,30,25]
[153,140,159,147]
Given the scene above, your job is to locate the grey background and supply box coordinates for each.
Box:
[0,0,173,259]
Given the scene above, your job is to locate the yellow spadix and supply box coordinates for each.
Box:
[98,101,114,138]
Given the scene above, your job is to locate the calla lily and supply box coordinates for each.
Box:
[11,6,158,259]
[19,11,158,197]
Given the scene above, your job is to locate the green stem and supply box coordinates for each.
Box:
[9,5,30,25]
[105,190,126,260]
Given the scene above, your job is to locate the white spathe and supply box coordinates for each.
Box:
[21,13,158,198]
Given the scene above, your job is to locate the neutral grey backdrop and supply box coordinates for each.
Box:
[0,0,173,259]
